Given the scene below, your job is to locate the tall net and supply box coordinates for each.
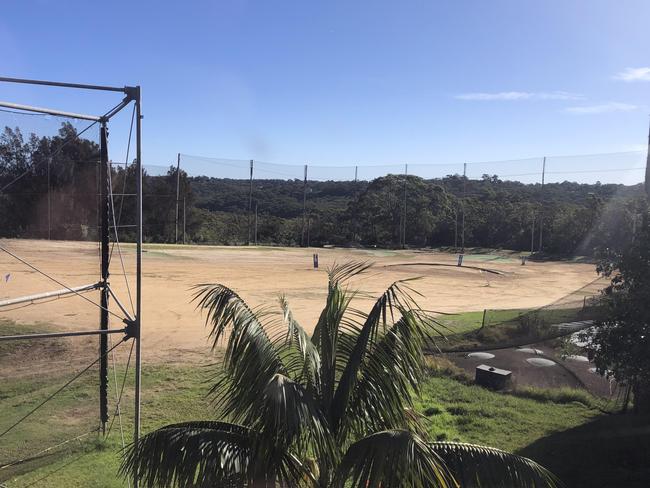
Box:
[0,105,137,481]
[138,151,646,253]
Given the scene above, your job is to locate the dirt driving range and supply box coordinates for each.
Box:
[0,239,599,364]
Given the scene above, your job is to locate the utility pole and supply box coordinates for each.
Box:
[175,153,180,243]
[538,157,546,252]
[461,163,467,252]
[248,159,254,245]
[301,164,308,247]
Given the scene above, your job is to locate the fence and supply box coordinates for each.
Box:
[131,151,647,254]
[438,277,608,352]
[0,79,142,481]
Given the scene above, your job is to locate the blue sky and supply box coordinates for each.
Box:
[1,0,649,178]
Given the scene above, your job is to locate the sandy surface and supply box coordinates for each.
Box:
[0,239,600,363]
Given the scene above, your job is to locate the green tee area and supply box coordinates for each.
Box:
[2,359,648,488]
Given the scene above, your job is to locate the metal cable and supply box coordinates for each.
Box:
[0,339,125,440]
[105,339,134,442]
[0,243,125,322]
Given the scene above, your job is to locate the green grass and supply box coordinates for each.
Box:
[415,376,599,453]
[4,359,610,488]
[1,363,213,487]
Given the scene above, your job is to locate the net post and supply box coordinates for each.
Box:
[461,162,467,252]
[645,119,650,199]
[133,86,143,488]
[99,122,110,433]
[402,164,409,249]
[301,164,308,247]
[248,159,254,245]
[175,153,181,243]
[538,156,546,251]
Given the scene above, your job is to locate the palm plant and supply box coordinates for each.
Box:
[122,262,561,487]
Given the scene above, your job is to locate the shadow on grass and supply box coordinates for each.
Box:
[518,413,650,488]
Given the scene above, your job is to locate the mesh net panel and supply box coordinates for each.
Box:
[0,107,137,478]
[164,152,646,250]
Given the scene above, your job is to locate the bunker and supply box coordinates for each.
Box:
[475,364,512,390]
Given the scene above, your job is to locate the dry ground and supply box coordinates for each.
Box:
[0,239,599,364]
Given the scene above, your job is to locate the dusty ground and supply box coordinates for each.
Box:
[0,239,600,364]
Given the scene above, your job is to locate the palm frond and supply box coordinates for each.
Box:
[341,310,432,437]
[327,261,373,287]
[329,280,424,432]
[430,441,563,488]
[120,421,313,488]
[279,295,321,389]
[311,282,355,414]
[332,430,456,488]
[253,373,335,469]
[193,284,286,422]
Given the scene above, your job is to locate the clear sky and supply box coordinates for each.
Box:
[1,0,649,177]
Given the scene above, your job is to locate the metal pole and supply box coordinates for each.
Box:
[531,214,535,253]
[248,160,254,245]
[461,163,467,252]
[0,76,128,93]
[99,122,110,434]
[0,328,127,342]
[402,164,409,249]
[183,197,186,244]
[175,153,180,243]
[301,164,308,247]
[254,202,258,245]
[133,87,143,488]
[47,157,51,240]
[645,119,650,199]
[539,157,546,252]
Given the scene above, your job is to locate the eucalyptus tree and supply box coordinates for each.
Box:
[122,262,560,487]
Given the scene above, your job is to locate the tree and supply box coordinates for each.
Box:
[585,209,650,414]
[122,263,560,487]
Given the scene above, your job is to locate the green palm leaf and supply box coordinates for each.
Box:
[279,295,322,389]
[333,430,456,488]
[193,284,286,423]
[430,441,563,488]
[121,421,312,488]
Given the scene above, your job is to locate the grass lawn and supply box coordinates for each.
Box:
[5,359,639,488]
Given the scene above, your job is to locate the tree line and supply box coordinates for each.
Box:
[1,123,646,257]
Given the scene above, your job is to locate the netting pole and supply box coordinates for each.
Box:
[99,121,110,434]
[538,157,546,251]
[175,153,180,243]
[354,165,359,242]
[133,87,143,488]
[461,162,467,252]
[254,202,258,245]
[402,164,409,249]
[183,196,186,244]
[47,156,51,240]
[530,214,535,253]
[645,120,650,200]
[248,159,254,245]
[301,164,308,247]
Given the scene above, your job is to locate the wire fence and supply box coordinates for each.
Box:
[438,277,608,352]
[0,100,138,481]
[130,151,647,252]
